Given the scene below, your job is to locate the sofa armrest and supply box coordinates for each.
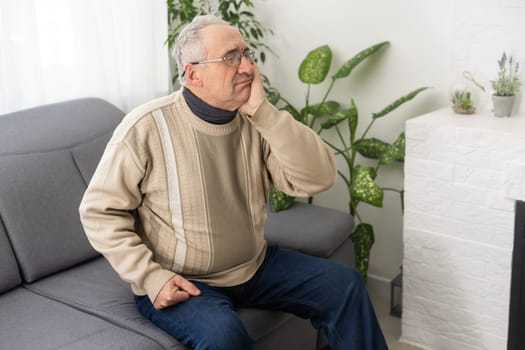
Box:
[264,202,354,259]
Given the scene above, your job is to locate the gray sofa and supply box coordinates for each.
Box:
[0,98,354,350]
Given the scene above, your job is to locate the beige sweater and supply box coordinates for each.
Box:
[79,91,336,302]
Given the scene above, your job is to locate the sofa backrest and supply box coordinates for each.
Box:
[0,98,124,283]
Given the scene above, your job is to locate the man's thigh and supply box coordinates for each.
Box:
[135,283,254,350]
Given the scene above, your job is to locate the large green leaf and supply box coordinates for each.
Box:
[301,100,340,118]
[332,41,390,80]
[321,110,348,129]
[348,99,358,142]
[350,166,384,207]
[265,88,280,106]
[268,185,295,212]
[379,132,406,164]
[316,100,341,116]
[372,87,429,119]
[298,45,332,84]
[350,223,375,280]
[353,138,389,159]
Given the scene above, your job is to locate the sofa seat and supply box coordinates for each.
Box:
[24,257,183,349]
[0,288,164,350]
[25,256,318,350]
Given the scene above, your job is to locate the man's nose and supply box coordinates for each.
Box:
[237,55,255,73]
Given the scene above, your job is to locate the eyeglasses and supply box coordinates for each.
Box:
[182,49,255,77]
[191,48,255,67]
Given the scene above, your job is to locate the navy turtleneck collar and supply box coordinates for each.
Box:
[182,88,237,125]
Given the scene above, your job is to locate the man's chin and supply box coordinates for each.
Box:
[236,86,251,99]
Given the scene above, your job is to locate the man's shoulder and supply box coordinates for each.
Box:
[128,92,181,120]
[111,92,181,142]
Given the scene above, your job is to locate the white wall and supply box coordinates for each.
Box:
[254,0,525,282]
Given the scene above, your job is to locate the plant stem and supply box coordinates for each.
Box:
[305,84,311,125]
[335,125,348,151]
[338,170,350,187]
[337,145,353,154]
[354,210,362,223]
[279,96,295,108]
[350,200,362,222]
[360,117,377,141]
[382,187,404,213]
[310,78,336,128]
[324,138,352,165]
[322,138,343,153]
[382,187,402,193]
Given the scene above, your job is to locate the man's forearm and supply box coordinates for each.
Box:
[247,100,337,197]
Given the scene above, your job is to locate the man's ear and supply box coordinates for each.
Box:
[185,65,203,87]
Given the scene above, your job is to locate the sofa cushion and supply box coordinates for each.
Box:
[0,288,164,350]
[265,202,354,258]
[0,150,98,282]
[26,257,188,350]
[0,217,21,293]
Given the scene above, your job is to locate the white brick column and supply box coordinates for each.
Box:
[401,108,525,350]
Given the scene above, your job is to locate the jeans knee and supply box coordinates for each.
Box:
[344,265,367,293]
[325,262,364,287]
[324,264,367,306]
[347,265,365,285]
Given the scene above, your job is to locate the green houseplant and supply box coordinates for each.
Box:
[166,0,273,85]
[266,42,429,280]
[491,52,521,117]
[450,89,475,114]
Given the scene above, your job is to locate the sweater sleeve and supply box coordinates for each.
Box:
[79,140,176,303]
[246,100,337,197]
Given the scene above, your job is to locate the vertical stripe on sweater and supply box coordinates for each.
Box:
[152,109,187,272]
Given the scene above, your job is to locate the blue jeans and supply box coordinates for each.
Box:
[135,245,387,350]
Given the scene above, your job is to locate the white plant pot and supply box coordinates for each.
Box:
[492,95,515,117]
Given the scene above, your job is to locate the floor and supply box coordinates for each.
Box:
[369,290,422,350]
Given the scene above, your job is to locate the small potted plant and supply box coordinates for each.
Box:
[491,52,521,117]
[450,88,475,114]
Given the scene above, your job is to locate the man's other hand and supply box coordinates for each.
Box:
[153,274,201,310]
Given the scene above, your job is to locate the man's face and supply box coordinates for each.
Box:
[191,24,255,111]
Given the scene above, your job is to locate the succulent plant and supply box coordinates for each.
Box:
[450,89,475,114]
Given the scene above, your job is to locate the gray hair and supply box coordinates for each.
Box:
[173,15,229,85]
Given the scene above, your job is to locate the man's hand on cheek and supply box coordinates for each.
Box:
[239,66,265,117]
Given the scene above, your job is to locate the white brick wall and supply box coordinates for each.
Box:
[401,108,525,350]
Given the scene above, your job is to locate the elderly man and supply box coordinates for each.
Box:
[79,14,387,350]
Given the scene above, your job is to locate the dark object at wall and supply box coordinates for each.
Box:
[508,200,525,350]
